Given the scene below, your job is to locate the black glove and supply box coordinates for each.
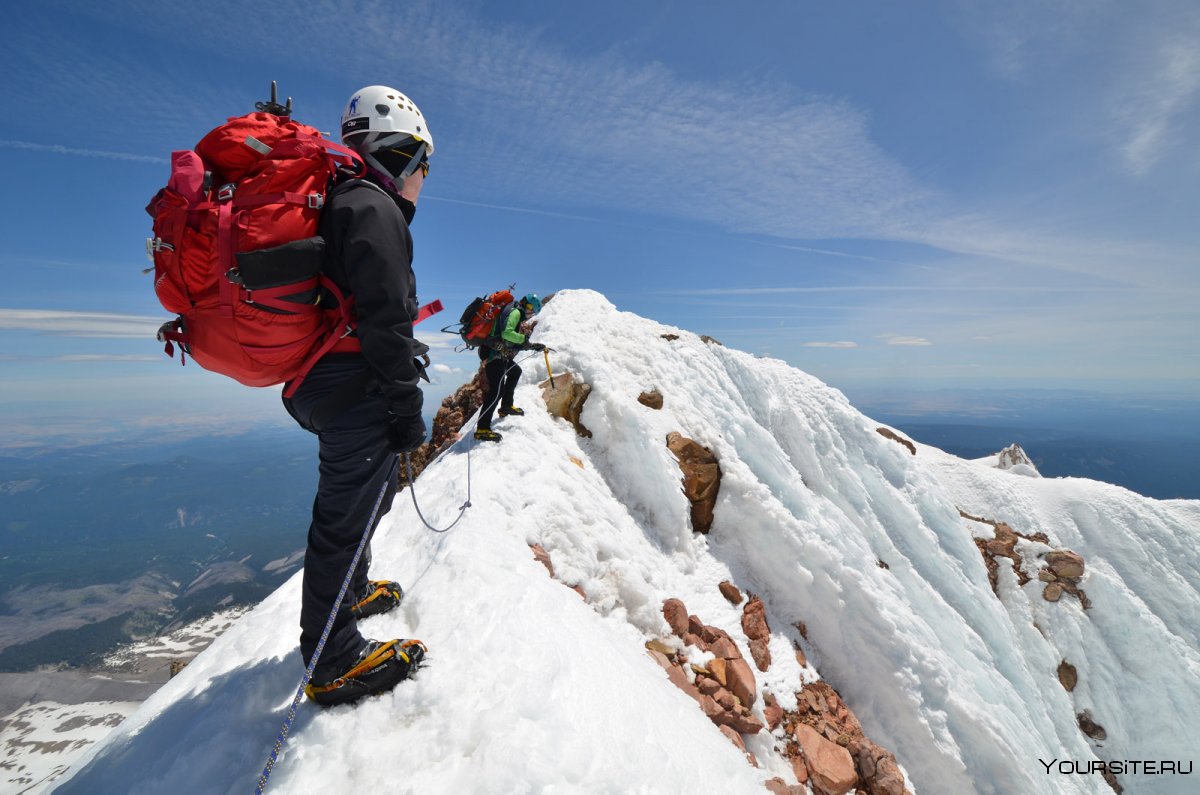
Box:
[385,413,426,453]
[525,342,546,351]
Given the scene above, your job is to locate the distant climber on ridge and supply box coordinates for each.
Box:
[282,84,433,705]
[474,293,545,443]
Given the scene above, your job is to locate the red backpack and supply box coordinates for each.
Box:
[457,290,515,349]
[147,96,441,398]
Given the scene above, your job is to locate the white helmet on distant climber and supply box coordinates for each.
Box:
[340,85,433,184]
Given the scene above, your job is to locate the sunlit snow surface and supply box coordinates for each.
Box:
[54,290,1199,795]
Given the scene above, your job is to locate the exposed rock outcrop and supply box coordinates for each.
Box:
[876,427,916,455]
[402,373,486,485]
[540,371,592,438]
[637,389,664,409]
[719,581,744,605]
[741,596,772,672]
[666,432,721,534]
[996,443,1035,470]
[1038,549,1091,609]
[794,723,857,795]
[778,680,912,795]
[960,510,1049,595]
[657,596,910,795]
[1057,660,1078,692]
[654,598,765,756]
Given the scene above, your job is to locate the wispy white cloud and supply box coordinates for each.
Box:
[880,334,933,347]
[0,309,163,338]
[1112,33,1200,175]
[0,139,167,164]
[803,341,858,348]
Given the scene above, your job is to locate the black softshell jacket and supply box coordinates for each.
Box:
[318,177,422,417]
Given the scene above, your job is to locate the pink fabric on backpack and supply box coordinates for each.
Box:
[167,150,206,204]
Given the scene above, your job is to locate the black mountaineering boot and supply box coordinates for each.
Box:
[497,406,524,417]
[474,428,502,442]
[305,639,426,707]
[350,580,403,620]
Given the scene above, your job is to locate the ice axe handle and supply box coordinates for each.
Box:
[543,348,555,388]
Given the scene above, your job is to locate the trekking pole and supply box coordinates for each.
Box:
[544,348,555,388]
[255,453,400,795]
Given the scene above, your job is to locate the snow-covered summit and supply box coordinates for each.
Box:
[54,290,1200,795]
[974,443,1041,478]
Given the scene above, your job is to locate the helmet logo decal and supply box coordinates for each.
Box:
[348,95,361,115]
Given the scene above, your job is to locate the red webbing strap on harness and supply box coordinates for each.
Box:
[281,276,355,399]
[217,194,236,317]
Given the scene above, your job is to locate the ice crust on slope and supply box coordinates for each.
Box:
[55,290,1200,795]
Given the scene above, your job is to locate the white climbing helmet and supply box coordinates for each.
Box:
[340,85,434,179]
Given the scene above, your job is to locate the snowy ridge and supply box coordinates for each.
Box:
[53,290,1199,795]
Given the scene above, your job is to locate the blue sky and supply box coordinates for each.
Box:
[1,0,1197,444]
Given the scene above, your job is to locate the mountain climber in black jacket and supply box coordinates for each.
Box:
[281,84,432,706]
[475,294,544,443]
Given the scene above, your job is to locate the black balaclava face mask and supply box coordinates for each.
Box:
[395,195,416,225]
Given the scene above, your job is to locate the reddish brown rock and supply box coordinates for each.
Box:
[876,427,916,455]
[1038,569,1058,583]
[650,651,702,704]
[719,580,744,604]
[749,637,772,672]
[666,432,722,534]
[1078,711,1107,741]
[710,636,740,660]
[699,694,724,720]
[791,755,810,785]
[714,687,738,712]
[725,657,758,709]
[765,702,785,731]
[711,707,765,734]
[856,739,908,795]
[795,724,858,795]
[1046,550,1085,581]
[662,599,689,637]
[794,646,808,668]
[719,724,748,753]
[644,638,673,656]
[1058,660,1078,692]
[682,632,705,649]
[530,543,553,576]
[765,778,806,794]
[401,372,486,485]
[1043,583,1064,602]
[709,657,729,687]
[540,371,592,438]
[696,675,723,697]
[742,596,771,640]
[637,390,664,410]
